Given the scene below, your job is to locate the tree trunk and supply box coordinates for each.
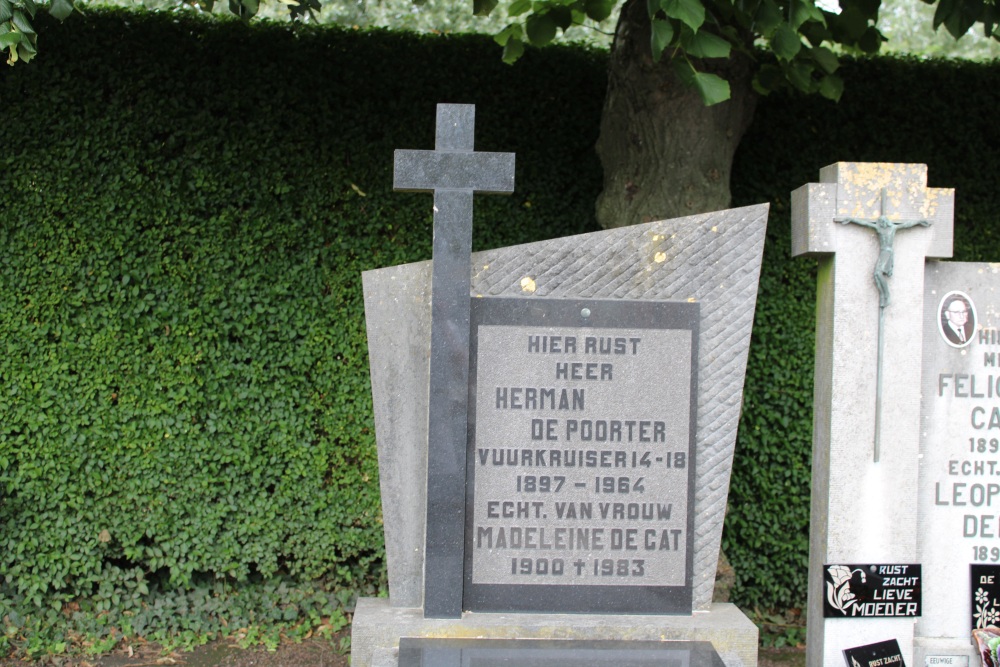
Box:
[595,0,758,228]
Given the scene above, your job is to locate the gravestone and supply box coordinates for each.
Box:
[352,103,767,667]
[792,163,1000,665]
[918,262,1000,664]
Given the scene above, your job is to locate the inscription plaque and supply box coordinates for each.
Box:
[463,297,698,613]
[842,639,906,667]
[823,564,922,618]
[970,564,1000,631]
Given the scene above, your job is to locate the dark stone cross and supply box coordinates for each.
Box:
[393,104,515,618]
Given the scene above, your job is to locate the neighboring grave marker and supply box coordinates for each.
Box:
[792,163,955,665]
[393,104,515,619]
[917,262,1000,661]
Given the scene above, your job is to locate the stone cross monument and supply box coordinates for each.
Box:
[354,102,766,667]
[792,163,954,666]
[393,104,515,618]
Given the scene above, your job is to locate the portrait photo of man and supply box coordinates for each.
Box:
[938,292,976,347]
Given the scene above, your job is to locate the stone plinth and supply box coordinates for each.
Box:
[352,598,758,667]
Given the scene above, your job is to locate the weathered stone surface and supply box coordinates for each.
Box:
[792,163,955,666]
[914,261,1000,666]
[363,202,769,612]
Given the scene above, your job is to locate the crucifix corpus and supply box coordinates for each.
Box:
[834,188,931,463]
[393,104,515,618]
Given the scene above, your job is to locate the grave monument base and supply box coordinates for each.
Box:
[351,597,758,667]
[913,637,976,667]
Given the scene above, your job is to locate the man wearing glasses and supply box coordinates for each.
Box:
[941,295,975,346]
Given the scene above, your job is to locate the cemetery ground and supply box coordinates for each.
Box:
[0,633,805,666]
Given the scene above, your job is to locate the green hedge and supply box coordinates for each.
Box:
[0,10,998,654]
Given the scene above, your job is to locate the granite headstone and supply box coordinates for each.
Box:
[917,262,1000,662]
[351,104,768,667]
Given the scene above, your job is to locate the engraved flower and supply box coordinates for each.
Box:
[826,566,861,614]
[979,588,991,605]
[975,603,999,629]
[829,565,853,588]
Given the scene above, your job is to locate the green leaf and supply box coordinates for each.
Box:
[857,25,882,52]
[835,4,869,40]
[16,36,36,61]
[11,9,34,34]
[771,22,802,60]
[525,12,557,45]
[508,0,531,17]
[941,0,982,38]
[228,0,258,19]
[789,0,824,29]
[818,73,844,100]
[853,0,880,19]
[682,29,731,57]
[474,0,498,17]
[493,22,522,45]
[583,0,615,21]
[672,58,731,104]
[0,0,12,21]
[810,45,838,73]
[501,35,525,62]
[799,20,832,45]
[650,17,675,60]
[548,5,572,29]
[691,71,730,105]
[22,0,36,16]
[48,0,74,21]
[660,0,704,31]
[0,30,21,47]
[753,63,784,93]
[982,3,997,35]
[786,61,813,91]
[932,0,954,28]
[754,0,782,36]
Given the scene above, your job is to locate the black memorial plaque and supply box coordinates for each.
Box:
[823,564,921,618]
[971,564,1000,631]
[463,297,698,614]
[842,639,906,667]
[398,638,725,667]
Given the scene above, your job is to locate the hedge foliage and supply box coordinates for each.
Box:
[0,9,998,654]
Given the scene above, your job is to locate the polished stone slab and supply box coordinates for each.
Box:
[397,637,725,666]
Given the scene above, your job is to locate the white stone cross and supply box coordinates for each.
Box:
[834,187,932,462]
[792,163,953,666]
